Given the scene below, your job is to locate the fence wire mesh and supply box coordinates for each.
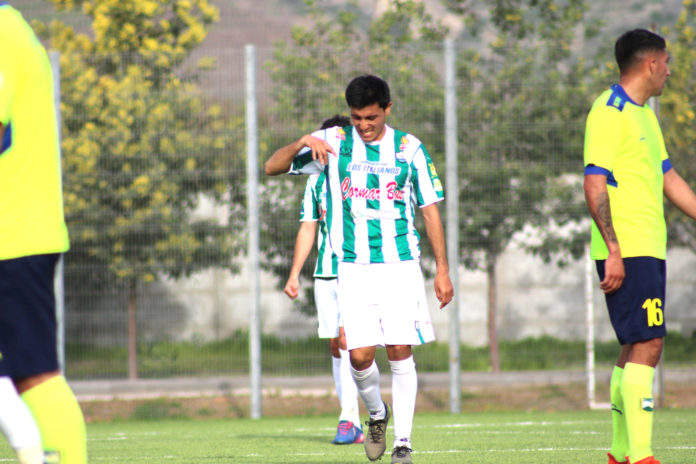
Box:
[55,43,695,381]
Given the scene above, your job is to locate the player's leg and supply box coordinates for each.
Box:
[621,338,663,464]
[0,254,87,464]
[316,277,363,444]
[380,260,435,464]
[607,345,631,464]
[339,261,391,460]
[0,376,43,464]
[18,372,87,464]
[386,344,416,459]
[335,327,362,438]
[600,257,665,464]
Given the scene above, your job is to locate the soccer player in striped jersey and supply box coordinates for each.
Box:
[266,75,453,464]
[584,29,696,464]
[283,115,364,445]
[0,3,87,463]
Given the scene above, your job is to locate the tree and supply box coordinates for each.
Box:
[35,0,245,379]
[658,4,696,251]
[261,0,448,310]
[451,0,598,371]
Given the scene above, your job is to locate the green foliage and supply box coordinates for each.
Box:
[64,331,696,379]
[455,0,597,271]
[33,0,244,295]
[131,399,187,421]
[658,4,696,251]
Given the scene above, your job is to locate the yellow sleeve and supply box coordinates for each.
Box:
[584,101,621,171]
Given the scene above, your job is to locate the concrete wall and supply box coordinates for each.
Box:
[67,246,696,347]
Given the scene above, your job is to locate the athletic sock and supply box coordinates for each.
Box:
[332,354,342,405]
[389,356,417,446]
[351,361,385,419]
[609,365,628,461]
[0,377,43,464]
[21,375,87,464]
[621,362,655,463]
[338,349,360,425]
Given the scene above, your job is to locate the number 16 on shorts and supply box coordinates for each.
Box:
[642,298,664,327]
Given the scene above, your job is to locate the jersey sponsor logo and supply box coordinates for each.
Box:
[399,136,409,151]
[341,178,405,201]
[346,161,401,175]
[336,127,346,140]
[642,298,664,327]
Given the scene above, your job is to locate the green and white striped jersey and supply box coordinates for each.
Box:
[290,125,444,264]
[300,172,338,278]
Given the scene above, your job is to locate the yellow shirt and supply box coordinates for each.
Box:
[0,4,69,260]
[584,84,669,260]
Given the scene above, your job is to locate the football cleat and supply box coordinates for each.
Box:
[364,402,390,461]
[391,445,413,464]
[628,457,660,464]
[332,420,364,445]
[608,452,627,464]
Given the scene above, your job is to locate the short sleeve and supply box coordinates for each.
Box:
[584,103,620,172]
[0,47,16,126]
[299,176,320,222]
[289,128,331,175]
[411,143,444,207]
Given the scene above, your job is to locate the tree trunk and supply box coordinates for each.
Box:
[486,253,500,372]
[128,279,138,380]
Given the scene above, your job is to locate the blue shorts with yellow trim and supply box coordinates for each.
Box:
[0,253,60,378]
[596,256,667,345]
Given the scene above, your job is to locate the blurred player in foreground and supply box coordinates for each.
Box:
[0,376,43,463]
[283,115,364,445]
[266,75,453,464]
[584,28,696,464]
[0,3,87,463]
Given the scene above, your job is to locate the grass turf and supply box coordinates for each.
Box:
[0,409,694,463]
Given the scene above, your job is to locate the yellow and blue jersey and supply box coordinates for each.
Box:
[584,84,670,260]
[0,3,69,260]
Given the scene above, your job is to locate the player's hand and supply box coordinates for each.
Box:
[600,252,624,294]
[299,135,334,165]
[284,276,300,299]
[434,271,454,309]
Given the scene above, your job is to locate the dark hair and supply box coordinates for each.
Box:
[615,29,666,73]
[345,75,391,110]
[320,114,350,130]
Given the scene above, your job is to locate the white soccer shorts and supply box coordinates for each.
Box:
[338,260,435,350]
[314,277,341,339]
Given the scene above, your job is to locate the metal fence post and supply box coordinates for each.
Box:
[444,38,461,413]
[245,44,262,419]
[49,50,66,375]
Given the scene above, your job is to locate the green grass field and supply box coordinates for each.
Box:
[1,409,693,463]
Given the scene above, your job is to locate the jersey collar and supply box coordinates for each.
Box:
[610,84,641,107]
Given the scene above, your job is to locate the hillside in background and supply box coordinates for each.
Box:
[13,0,686,50]
[11,0,687,97]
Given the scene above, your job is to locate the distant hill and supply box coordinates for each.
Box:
[11,0,687,98]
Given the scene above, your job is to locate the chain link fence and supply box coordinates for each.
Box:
[56,42,696,383]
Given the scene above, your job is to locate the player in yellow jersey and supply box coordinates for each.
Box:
[584,29,696,464]
[0,3,87,463]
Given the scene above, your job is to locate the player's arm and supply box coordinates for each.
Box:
[421,202,453,308]
[264,135,335,176]
[583,172,624,294]
[664,168,696,220]
[283,220,318,299]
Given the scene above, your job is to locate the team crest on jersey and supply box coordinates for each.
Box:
[336,127,346,141]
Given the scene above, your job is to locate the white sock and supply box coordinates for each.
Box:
[332,354,342,402]
[338,349,360,425]
[0,377,43,463]
[389,356,417,447]
[351,361,385,419]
